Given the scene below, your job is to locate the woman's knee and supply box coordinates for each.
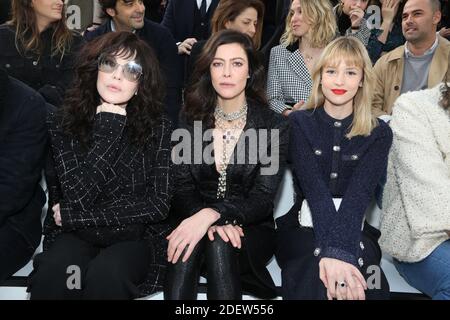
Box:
[164,241,205,300]
[205,236,239,259]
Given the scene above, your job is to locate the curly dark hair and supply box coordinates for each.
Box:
[183,29,268,128]
[60,31,165,148]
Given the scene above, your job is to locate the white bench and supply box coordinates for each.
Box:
[0,169,421,300]
[272,169,421,295]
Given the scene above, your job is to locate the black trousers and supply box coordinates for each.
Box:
[0,223,35,282]
[276,225,390,300]
[164,236,249,300]
[29,233,151,300]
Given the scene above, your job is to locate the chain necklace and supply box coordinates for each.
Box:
[214,103,248,199]
[302,52,314,63]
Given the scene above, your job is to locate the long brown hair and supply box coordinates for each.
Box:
[9,0,73,57]
[211,0,265,49]
[184,30,267,128]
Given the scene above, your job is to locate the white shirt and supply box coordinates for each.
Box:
[110,20,136,33]
[196,0,212,11]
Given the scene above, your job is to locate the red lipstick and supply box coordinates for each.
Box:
[331,89,347,95]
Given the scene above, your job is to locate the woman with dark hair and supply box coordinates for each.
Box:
[0,0,84,107]
[165,29,289,300]
[186,0,265,84]
[29,31,173,300]
[334,0,371,46]
[380,81,450,300]
[367,0,405,64]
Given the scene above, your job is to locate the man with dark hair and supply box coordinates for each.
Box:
[0,69,47,282]
[84,0,182,126]
[372,0,450,116]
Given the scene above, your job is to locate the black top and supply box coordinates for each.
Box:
[44,110,173,294]
[0,69,47,250]
[0,1,11,25]
[0,25,84,107]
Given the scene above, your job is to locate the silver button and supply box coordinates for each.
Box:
[333,146,341,152]
[56,64,60,68]
[233,220,237,225]
[360,242,365,250]
[32,61,38,66]
[313,248,321,256]
[358,258,364,267]
[351,155,359,160]
[330,172,338,179]
[334,121,342,127]
[314,149,322,156]
[225,220,229,224]
[5,63,10,68]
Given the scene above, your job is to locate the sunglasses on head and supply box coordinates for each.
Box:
[98,54,143,82]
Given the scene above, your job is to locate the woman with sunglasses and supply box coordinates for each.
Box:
[29,32,173,300]
[0,0,84,107]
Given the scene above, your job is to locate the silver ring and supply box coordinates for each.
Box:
[338,281,346,288]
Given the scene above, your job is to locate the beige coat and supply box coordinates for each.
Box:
[379,84,450,262]
[372,35,450,116]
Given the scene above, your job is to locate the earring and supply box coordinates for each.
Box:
[359,83,363,87]
[134,91,138,95]
[247,75,251,79]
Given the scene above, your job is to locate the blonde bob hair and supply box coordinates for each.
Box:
[280,0,336,48]
[304,37,378,138]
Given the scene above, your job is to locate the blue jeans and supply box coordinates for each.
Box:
[394,240,450,300]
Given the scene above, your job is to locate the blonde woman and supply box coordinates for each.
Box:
[0,0,84,107]
[275,37,392,300]
[267,0,336,116]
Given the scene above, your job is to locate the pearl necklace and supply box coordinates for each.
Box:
[214,103,248,199]
[214,103,248,122]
